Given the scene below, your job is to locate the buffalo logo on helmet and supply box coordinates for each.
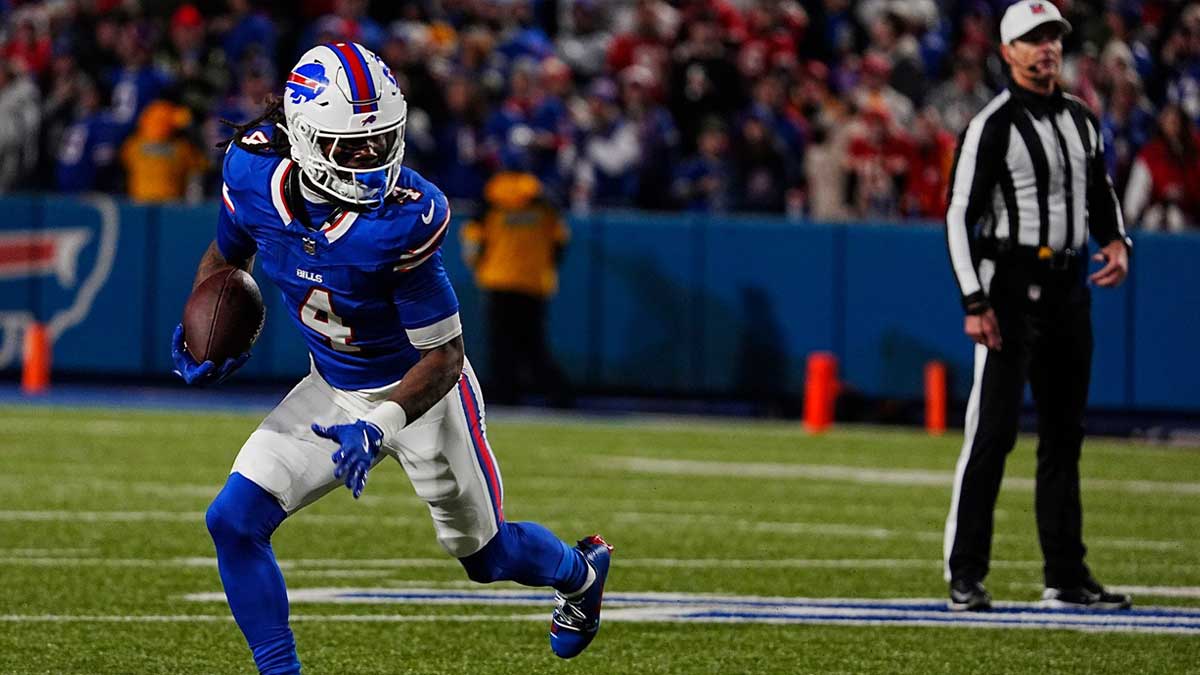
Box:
[286,62,330,104]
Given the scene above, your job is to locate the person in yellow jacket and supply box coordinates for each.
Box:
[461,170,573,406]
[120,100,206,203]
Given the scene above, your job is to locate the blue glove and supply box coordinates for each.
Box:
[171,324,250,386]
[311,420,384,499]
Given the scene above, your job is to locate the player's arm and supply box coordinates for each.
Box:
[312,334,463,501]
[193,240,254,289]
[172,189,258,386]
[376,335,464,427]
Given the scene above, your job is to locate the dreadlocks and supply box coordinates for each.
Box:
[219,94,292,157]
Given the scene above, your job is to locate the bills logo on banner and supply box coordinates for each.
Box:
[0,196,119,369]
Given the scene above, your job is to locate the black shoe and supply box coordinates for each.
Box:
[948,579,992,611]
[1040,579,1132,610]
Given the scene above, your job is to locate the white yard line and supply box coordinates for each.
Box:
[610,457,1200,495]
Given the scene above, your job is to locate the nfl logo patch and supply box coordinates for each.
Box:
[1031,3,1045,13]
[303,237,316,255]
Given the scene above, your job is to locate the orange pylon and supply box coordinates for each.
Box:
[925,360,947,436]
[22,322,51,395]
[803,352,838,434]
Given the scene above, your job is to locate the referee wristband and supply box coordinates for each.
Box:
[363,401,408,442]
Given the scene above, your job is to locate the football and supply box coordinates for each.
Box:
[182,267,265,363]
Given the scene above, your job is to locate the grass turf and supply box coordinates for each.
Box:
[0,405,1197,674]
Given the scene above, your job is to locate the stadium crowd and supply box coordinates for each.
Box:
[1,0,1199,230]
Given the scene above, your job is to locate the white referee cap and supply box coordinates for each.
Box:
[1000,0,1072,44]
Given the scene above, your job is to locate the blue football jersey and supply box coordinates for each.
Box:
[216,127,459,390]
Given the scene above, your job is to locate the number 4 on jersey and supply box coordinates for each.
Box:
[300,288,360,352]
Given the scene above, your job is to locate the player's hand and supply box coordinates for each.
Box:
[965,309,1003,351]
[1090,240,1129,288]
[311,420,384,499]
[171,324,250,386]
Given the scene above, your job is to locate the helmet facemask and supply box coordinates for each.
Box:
[288,113,406,208]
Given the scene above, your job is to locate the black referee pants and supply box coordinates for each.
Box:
[945,259,1094,589]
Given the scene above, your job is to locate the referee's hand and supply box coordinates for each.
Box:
[1090,240,1129,288]
[965,309,1003,351]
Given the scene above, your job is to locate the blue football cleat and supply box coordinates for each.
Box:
[550,535,613,659]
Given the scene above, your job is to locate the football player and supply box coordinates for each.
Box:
[171,43,611,675]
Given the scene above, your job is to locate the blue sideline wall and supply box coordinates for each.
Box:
[1,195,1197,412]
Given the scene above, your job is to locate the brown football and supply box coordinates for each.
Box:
[182,268,265,363]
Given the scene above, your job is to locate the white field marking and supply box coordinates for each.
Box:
[0,510,423,526]
[0,547,96,552]
[1000,582,1200,599]
[610,457,1200,495]
[8,555,1192,573]
[182,587,1200,635]
[1111,586,1200,599]
[608,511,1186,551]
[0,556,1034,571]
[0,418,202,436]
[0,614,533,624]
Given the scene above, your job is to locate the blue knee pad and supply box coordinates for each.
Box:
[207,473,299,675]
[459,521,589,594]
[206,473,287,546]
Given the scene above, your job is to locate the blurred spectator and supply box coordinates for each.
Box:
[496,0,556,65]
[461,170,573,407]
[572,78,641,209]
[621,64,680,210]
[432,75,488,201]
[557,0,612,80]
[212,0,278,69]
[0,59,41,192]
[120,100,206,203]
[866,10,927,105]
[3,16,52,79]
[54,76,120,193]
[607,0,673,80]
[529,57,577,200]
[668,15,741,149]
[1123,104,1200,232]
[732,112,788,214]
[846,104,912,218]
[155,4,230,121]
[901,107,955,219]
[927,53,993,136]
[851,53,915,129]
[302,0,386,53]
[1102,74,1156,193]
[108,22,173,133]
[804,122,851,221]
[672,117,731,212]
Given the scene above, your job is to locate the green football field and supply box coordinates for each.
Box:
[0,404,1197,674]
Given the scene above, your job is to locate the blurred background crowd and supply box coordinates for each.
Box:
[2,0,1200,231]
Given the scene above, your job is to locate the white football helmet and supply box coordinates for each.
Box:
[283,42,407,207]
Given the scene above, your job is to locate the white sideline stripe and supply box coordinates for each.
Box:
[0,614,532,624]
[610,512,1185,550]
[0,511,421,526]
[612,457,1200,495]
[1112,586,1200,599]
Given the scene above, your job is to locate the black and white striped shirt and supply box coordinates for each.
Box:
[945,83,1130,310]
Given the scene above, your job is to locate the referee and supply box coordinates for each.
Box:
[942,0,1133,612]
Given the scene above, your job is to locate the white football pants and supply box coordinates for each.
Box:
[229,358,504,558]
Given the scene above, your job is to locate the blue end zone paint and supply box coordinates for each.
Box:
[255,588,1200,635]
